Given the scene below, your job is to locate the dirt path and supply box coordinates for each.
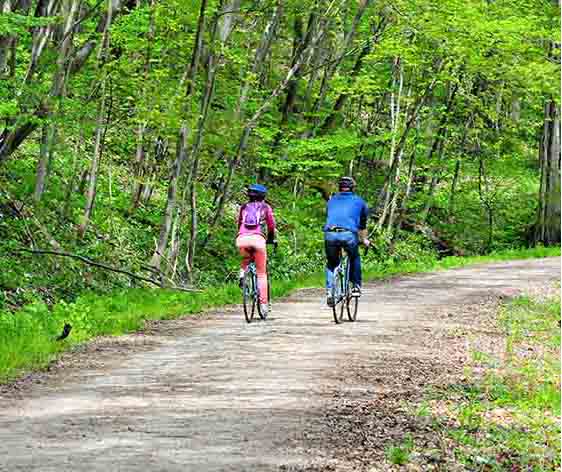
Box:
[0,258,559,472]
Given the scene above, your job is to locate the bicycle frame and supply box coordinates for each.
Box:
[241,242,275,323]
[330,244,364,324]
[332,253,351,305]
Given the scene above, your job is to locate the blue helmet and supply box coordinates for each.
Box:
[247,183,267,196]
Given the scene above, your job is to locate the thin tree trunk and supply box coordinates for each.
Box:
[150,125,188,271]
[22,0,60,86]
[205,27,325,243]
[534,100,561,245]
[167,208,181,280]
[33,125,56,202]
[0,0,127,165]
[478,156,494,251]
[0,0,59,163]
[131,122,148,210]
[379,58,403,228]
[63,127,84,218]
[389,146,417,233]
[311,0,374,118]
[77,0,113,238]
[447,159,461,219]
[33,0,79,203]
[150,0,210,271]
[319,39,374,132]
[376,68,442,228]
[0,0,14,74]
[420,135,448,221]
[130,0,156,210]
[419,81,459,221]
[185,44,217,280]
[237,0,282,117]
[281,15,305,125]
[182,0,208,96]
[78,77,108,238]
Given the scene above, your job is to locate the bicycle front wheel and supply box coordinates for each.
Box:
[258,280,268,321]
[347,293,359,321]
[242,272,256,323]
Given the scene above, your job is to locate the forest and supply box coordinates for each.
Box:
[0,0,560,312]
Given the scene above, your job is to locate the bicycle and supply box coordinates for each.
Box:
[241,242,276,323]
[329,246,368,324]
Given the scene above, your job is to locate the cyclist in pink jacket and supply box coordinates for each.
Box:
[236,184,276,316]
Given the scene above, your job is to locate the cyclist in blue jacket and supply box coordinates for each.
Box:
[324,176,370,306]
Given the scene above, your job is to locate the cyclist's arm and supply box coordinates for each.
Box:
[265,204,276,243]
[358,201,370,245]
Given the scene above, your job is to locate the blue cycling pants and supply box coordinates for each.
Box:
[324,231,361,290]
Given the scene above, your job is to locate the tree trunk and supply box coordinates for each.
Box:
[130,0,156,210]
[77,0,114,238]
[150,124,188,271]
[281,17,304,124]
[311,0,374,119]
[0,0,127,165]
[420,134,447,221]
[0,0,14,74]
[447,159,461,219]
[63,127,84,218]
[393,147,417,228]
[319,32,379,132]
[131,122,147,210]
[185,45,217,280]
[419,81,459,221]
[150,0,211,271]
[78,77,108,238]
[237,0,282,117]
[33,0,79,203]
[376,68,442,228]
[534,100,561,245]
[204,27,324,243]
[378,58,403,228]
[478,156,494,251]
[33,125,56,202]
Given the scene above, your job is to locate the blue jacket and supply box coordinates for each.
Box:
[324,192,369,234]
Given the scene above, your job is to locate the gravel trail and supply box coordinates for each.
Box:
[0,258,559,471]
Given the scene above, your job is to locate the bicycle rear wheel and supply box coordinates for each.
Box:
[332,270,345,324]
[242,271,256,323]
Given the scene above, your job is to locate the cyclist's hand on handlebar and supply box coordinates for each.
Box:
[362,238,370,256]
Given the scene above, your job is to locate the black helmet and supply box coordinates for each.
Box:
[338,176,356,191]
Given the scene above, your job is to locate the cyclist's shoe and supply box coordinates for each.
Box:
[326,290,335,307]
[351,286,362,297]
[260,303,269,317]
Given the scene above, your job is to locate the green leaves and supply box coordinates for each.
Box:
[0,12,59,36]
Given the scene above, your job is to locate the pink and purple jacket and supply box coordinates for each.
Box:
[237,202,276,238]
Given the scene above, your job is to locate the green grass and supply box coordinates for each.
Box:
[0,246,559,383]
[363,245,561,280]
[385,434,415,465]
[440,294,561,471]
